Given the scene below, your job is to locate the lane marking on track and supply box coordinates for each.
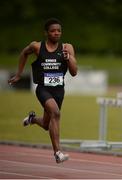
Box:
[0,159,122,178]
[0,171,50,179]
[1,151,122,167]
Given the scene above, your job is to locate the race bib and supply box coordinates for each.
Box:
[44,73,63,86]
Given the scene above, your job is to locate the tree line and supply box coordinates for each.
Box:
[0,0,122,55]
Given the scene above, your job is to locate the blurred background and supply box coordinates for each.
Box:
[0,0,122,151]
[0,0,122,90]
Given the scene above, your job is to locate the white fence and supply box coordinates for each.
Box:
[65,69,108,95]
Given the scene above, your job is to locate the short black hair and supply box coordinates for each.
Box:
[44,18,61,31]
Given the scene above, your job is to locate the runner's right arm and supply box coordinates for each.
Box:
[8,41,38,84]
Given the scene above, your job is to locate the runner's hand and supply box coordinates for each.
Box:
[63,45,70,61]
[8,75,21,85]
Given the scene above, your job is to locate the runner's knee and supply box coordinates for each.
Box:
[50,109,60,120]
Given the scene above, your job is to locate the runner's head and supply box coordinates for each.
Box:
[44,18,62,31]
[44,18,62,43]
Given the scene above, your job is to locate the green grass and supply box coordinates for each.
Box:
[0,91,122,145]
[77,54,122,70]
[0,54,35,69]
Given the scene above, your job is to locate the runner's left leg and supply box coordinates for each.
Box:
[44,98,60,153]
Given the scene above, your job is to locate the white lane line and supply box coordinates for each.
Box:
[70,157,122,167]
[0,159,122,178]
[0,171,49,179]
[1,151,122,167]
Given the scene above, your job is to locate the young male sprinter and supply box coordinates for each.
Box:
[8,18,77,163]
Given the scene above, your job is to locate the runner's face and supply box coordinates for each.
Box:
[47,24,62,43]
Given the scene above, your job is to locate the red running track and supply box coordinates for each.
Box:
[0,144,122,179]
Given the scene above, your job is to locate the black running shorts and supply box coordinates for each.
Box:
[36,85,65,109]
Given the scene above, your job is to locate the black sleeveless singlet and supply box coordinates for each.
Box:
[31,41,68,86]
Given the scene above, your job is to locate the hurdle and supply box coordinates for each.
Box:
[95,92,122,150]
[61,92,122,151]
[97,92,122,141]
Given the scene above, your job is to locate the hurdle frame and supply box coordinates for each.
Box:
[61,92,122,151]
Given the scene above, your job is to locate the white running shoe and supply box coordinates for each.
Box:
[55,151,69,163]
[23,111,35,126]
